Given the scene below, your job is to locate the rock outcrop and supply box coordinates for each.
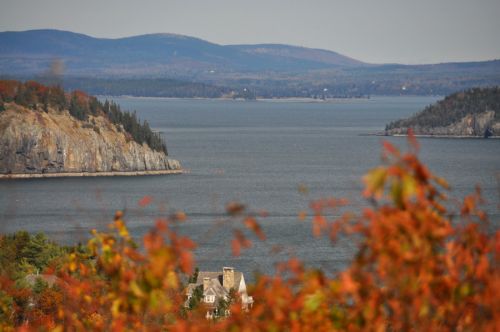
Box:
[0,103,181,175]
[385,87,500,137]
[386,110,500,137]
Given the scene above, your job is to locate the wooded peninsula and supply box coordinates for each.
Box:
[386,87,500,137]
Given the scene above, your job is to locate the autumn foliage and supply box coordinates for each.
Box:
[0,136,498,331]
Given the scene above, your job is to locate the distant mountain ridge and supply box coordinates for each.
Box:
[228,44,365,67]
[1,29,499,97]
[0,29,365,76]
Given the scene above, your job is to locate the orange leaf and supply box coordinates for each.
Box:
[298,211,307,221]
[244,216,266,240]
[383,141,399,157]
[407,128,420,151]
[174,211,187,222]
[179,251,193,273]
[340,272,358,293]
[232,230,252,257]
[138,195,153,207]
[231,239,241,257]
[312,215,327,237]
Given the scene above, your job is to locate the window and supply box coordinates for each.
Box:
[205,295,215,303]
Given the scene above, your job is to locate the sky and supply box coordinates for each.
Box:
[1,0,500,64]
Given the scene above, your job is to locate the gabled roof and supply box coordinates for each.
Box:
[196,272,222,285]
[205,277,227,298]
[205,288,216,296]
[194,271,244,291]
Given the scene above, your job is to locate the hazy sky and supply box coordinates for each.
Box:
[1,0,499,64]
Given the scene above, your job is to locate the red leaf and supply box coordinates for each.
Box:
[138,195,153,207]
[179,251,193,274]
[383,141,399,157]
[232,239,241,257]
[244,216,266,240]
[407,128,420,151]
[312,215,328,237]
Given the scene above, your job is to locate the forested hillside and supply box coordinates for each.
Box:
[61,77,231,98]
[1,30,500,97]
[386,87,500,133]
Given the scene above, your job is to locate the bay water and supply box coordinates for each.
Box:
[1,96,498,278]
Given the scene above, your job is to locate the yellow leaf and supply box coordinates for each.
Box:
[402,174,417,199]
[111,299,121,317]
[130,281,144,298]
[363,167,387,198]
[304,291,324,312]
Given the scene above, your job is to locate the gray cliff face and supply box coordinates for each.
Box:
[386,111,500,137]
[0,104,181,174]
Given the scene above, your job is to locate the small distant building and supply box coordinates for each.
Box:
[185,267,253,318]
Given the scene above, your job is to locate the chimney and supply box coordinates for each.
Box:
[223,267,235,291]
[203,277,210,292]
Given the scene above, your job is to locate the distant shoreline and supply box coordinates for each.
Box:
[391,134,500,139]
[0,169,183,180]
[364,132,500,139]
[98,95,373,103]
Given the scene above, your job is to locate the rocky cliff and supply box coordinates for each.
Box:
[385,87,500,137]
[386,110,500,137]
[0,103,181,175]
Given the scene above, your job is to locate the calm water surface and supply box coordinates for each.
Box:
[1,96,499,278]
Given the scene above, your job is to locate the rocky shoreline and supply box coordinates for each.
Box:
[385,111,499,138]
[0,169,183,180]
[388,134,500,138]
[366,132,500,138]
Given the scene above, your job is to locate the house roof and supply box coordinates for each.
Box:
[196,272,222,285]
[207,277,227,298]
[186,274,227,297]
[185,268,247,302]
[194,271,244,291]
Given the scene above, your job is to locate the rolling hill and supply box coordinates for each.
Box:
[1,29,499,97]
[0,29,365,76]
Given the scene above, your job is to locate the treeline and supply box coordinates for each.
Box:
[386,86,500,130]
[224,77,500,99]
[0,231,86,325]
[60,77,231,98]
[0,80,167,153]
[0,231,70,281]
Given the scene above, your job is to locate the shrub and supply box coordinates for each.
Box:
[0,135,498,330]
